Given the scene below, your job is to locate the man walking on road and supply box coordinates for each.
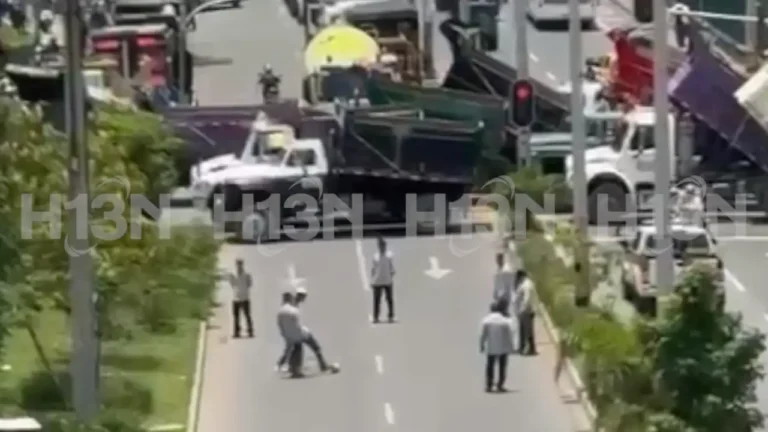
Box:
[480,302,516,393]
[492,253,515,317]
[228,259,254,338]
[277,292,305,378]
[371,236,396,323]
[514,270,538,356]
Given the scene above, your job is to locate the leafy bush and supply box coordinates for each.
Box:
[510,169,766,431]
[18,370,152,415]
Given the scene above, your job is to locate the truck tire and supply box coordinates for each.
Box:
[588,181,627,225]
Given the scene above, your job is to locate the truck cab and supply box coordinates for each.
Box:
[619,222,724,315]
[566,107,676,224]
[189,112,329,214]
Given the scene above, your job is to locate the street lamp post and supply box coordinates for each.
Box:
[568,0,588,304]
[64,0,99,421]
[513,0,530,166]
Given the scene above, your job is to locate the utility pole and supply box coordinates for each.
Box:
[417,0,426,81]
[177,0,189,104]
[748,0,758,49]
[654,0,674,296]
[514,0,530,166]
[64,0,99,421]
[568,0,588,305]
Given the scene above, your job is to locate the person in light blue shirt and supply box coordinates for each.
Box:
[492,253,515,317]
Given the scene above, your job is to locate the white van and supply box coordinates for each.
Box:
[527,0,596,26]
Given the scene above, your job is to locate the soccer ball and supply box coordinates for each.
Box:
[327,363,341,374]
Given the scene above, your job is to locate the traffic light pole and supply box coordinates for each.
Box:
[654,0,675,296]
[568,0,589,305]
[513,0,530,166]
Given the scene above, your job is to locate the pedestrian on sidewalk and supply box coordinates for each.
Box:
[276,292,305,378]
[514,269,538,356]
[479,301,516,393]
[370,236,395,323]
[276,288,339,373]
[492,252,515,317]
[228,259,254,338]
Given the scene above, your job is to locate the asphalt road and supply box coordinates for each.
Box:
[198,234,580,432]
[188,0,304,105]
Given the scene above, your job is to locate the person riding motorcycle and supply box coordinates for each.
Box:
[37,10,59,55]
[258,65,281,101]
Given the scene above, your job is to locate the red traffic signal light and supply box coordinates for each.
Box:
[510,80,535,128]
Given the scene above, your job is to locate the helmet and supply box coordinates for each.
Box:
[39,9,54,22]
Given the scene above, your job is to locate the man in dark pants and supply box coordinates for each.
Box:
[276,288,339,373]
[228,259,254,338]
[371,237,395,323]
[480,302,516,392]
[514,270,537,355]
[277,292,305,377]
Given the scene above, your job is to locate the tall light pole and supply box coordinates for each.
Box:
[654,0,674,295]
[568,0,588,304]
[64,0,99,420]
[177,0,189,103]
[514,0,530,166]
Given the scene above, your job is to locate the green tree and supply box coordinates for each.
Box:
[0,98,219,409]
[645,267,766,431]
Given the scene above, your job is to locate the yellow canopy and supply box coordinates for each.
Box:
[304,24,380,74]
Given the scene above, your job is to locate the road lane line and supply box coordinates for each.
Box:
[529,53,539,62]
[546,72,557,81]
[725,269,747,292]
[355,240,370,291]
[374,355,384,374]
[384,403,395,425]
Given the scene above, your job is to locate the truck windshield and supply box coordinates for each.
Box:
[672,234,712,256]
[630,125,655,151]
[610,120,628,152]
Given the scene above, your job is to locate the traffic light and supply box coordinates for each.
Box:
[634,0,652,23]
[510,79,535,128]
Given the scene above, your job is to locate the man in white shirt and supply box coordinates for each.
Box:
[276,288,339,373]
[514,270,538,356]
[675,184,705,227]
[276,292,305,377]
[370,236,395,323]
[492,253,515,317]
[479,302,517,393]
[228,259,254,338]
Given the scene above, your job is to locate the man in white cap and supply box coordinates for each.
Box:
[276,287,339,373]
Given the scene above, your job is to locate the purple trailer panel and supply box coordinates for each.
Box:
[668,49,768,172]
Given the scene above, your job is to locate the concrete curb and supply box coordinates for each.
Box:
[494,213,598,429]
[186,320,209,432]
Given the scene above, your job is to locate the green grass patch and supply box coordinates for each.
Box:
[0,309,200,428]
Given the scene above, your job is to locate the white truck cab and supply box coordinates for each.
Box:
[619,221,724,315]
[566,107,676,224]
[189,112,328,205]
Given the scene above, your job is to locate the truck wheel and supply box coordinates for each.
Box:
[588,182,627,225]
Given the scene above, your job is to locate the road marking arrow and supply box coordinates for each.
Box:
[424,256,452,280]
[286,264,306,288]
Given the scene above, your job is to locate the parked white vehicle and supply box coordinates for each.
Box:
[527,0,596,26]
